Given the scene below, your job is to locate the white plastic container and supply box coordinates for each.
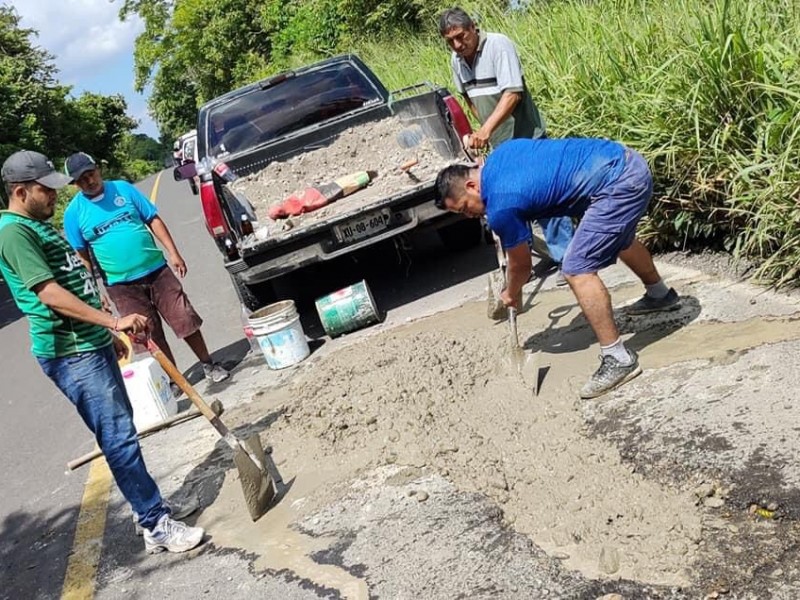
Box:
[249,300,310,369]
[121,357,178,432]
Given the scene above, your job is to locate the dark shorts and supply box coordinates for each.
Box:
[561,149,653,275]
[107,265,203,347]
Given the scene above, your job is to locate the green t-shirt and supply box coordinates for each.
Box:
[0,211,111,358]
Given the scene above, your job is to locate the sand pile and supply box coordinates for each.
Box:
[231,117,456,234]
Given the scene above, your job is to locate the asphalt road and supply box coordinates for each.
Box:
[0,169,499,599]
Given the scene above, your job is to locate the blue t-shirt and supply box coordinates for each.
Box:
[63,180,166,285]
[481,138,626,249]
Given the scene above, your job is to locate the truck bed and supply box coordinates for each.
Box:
[230,90,464,248]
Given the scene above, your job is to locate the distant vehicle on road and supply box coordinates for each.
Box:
[174,129,198,195]
[174,54,476,311]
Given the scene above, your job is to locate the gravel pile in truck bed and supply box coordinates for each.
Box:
[231,116,458,233]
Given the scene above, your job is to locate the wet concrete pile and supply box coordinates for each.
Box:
[251,300,705,586]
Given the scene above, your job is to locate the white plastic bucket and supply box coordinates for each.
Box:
[121,357,178,432]
[249,300,310,369]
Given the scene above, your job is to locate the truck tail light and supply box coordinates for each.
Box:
[442,94,472,139]
[200,180,229,238]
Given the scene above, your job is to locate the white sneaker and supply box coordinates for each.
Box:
[143,514,204,554]
[133,496,200,536]
[202,362,230,383]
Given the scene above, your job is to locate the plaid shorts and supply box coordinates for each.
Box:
[106,265,203,347]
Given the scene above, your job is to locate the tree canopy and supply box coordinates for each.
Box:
[0,5,164,200]
[121,0,450,142]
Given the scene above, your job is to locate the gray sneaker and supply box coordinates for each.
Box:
[143,515,204,554]
[580,350,642,399]
[133,496,200,536]
[203,362,230,383]
[625,288,680,315]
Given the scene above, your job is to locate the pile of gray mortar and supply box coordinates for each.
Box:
[230,116,454,234]
[211,301,705,587]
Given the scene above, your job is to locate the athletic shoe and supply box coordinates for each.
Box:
[580,350,642,399]
[555,270,568,287]
[625,288,680,315]
[133,496,200,536]
[143,515,204,554]
[203,363,230,383]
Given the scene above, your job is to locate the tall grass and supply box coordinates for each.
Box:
[356,0,800,284]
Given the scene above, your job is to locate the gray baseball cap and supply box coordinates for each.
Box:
[64,152,98,183]
[1,150,72,189]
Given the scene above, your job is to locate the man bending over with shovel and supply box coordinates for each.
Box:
[434,138,680,398]
[0,151,204,554]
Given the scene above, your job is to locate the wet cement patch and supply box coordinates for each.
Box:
[581,336,800,598]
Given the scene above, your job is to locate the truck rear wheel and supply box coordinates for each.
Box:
[438,219,483,252]
[230,273,276,312]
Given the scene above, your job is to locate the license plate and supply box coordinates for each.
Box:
[333,210,391,244]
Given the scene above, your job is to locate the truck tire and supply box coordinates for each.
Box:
[438,219,483,252]
[230,273,276,312]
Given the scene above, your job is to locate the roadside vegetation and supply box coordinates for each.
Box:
[0,6,166,219]
[126,0,800,285]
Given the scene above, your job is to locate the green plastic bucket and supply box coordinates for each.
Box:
[315,280,379,337]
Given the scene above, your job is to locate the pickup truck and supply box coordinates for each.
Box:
[175,54,477,311]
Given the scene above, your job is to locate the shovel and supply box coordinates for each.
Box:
[144,338,275,521]
[491,233,541,395]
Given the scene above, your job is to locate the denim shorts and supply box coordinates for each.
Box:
[561,149,653,275]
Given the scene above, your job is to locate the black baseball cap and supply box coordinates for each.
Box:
[64,152,98,183]
[1,150,72,189]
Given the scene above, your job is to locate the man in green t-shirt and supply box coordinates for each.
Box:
[0,150,204,554]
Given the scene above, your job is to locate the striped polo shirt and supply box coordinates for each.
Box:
[0,211,111,358]
[450,31,545,145]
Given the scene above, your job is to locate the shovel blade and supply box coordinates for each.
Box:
[487,272,508,320]
[512,346,541,396]
[233,434,275,521]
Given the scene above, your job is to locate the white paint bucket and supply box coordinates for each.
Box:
[249,300,310,369]
[121,357,178,432]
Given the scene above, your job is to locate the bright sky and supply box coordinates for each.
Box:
[8,0,160,140]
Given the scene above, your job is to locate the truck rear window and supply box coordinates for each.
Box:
[203,62,383,157]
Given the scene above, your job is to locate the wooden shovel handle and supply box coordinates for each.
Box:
[145,338,226,427]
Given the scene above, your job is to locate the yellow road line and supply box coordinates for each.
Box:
[61,456,113,600]
[150,171,163,203]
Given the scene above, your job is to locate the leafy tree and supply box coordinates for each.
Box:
[120,0,451,140]
[0,5,158,207]
[0,6,71,159]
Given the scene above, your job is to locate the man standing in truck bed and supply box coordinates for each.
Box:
[62,152,230,386]
[439,7,574,282]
